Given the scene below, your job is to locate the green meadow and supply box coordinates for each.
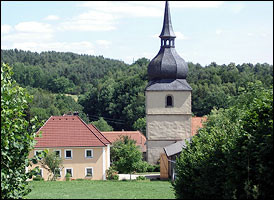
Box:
[25,180,175,199]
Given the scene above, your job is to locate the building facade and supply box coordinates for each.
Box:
[28,114,111,181]
[146,1,192,164]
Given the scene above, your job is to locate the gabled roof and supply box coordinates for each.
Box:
[87,124,111,145]
[164,137,192,157]
[35,115,109,148]
[102,131,147,152]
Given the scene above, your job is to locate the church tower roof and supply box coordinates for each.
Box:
[146,1,191,91]
[159,1,176,38]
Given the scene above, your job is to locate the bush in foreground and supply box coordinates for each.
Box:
[173,82,273,199]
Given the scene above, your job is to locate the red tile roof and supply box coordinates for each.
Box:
[191,116,207,136]
[35,115,109,148]
[87,124,111,145]
[101,131,146,152]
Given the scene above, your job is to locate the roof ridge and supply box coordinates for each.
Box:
[35,116,53,136]
[76,116,107,146]
[88,123,111,144]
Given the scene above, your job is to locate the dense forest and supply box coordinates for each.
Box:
[1,49,273,133]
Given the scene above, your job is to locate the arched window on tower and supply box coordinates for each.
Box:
[166,95,173,107]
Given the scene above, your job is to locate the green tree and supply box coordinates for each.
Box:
[173,81,273,199]
[111,136,143,180]
[1,63,43,199]
[40,151,63,181]
[133,117,146,136]
[91,117,113,131]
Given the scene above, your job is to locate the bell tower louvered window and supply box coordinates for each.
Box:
[166,95,173,107]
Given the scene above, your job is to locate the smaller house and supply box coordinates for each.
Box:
[101,131,147,157]
[161,116,207,180]
[28,114,111,181]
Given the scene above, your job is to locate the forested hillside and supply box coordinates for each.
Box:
[1,49,273,133]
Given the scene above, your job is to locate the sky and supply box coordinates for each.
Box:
[1,1,273,66]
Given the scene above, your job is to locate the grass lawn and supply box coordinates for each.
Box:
[25,180,175,199]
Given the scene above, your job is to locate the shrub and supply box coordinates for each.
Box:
[33,175,44,181]
[136,176,147,181]
[173,82,273,199]
[106,167,119,180]
[65,173,71,181]
[135,161,149,173]
[153,164,160,172]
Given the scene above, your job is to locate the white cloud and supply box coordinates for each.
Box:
[79,1,162,17]
[59,11,117,31]
[96,40,111,48]
[2,32,53,42]
[175,32,189,40]
[229,3,245,14]
[216,29,223,35]
[44,15,60,21]
[247,33,254,37]
[5,41,95,55]
[1,24,12,34]
[152,33,159,39]
[15,21,53,33]
[172,1,224,8]
[63,1,225,32]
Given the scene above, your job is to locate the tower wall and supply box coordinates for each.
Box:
[146,90,192,164]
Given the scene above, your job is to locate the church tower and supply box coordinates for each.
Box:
[146,1,192,164]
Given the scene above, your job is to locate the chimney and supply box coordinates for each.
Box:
[73,111,79,116]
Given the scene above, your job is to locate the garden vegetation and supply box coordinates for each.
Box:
[173,82,273,199]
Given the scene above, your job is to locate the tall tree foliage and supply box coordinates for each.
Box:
[40,151,63,181]
[1,49,273,131]
[173,81,273,199]
[111,136,143,180]
[1,63,43,198]
[91,117,113,131]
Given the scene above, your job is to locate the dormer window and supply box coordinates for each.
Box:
[166,95,173,107]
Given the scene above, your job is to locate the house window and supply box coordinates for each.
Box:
[55,168,62,178]
[54,150,61,158]
[37,168,43,177]
[65,168,73,177]
[166,95,173,107]
[65,150,72,159]
[34,150,43,156]
[85,167,93,177]
[85,149,93,158]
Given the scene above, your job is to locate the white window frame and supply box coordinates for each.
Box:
[38,168,43,177]
[34,150,43,156]
[65,168,73,177]
[85,167,93,177]
[55,168,62,178]
[85,149,93,159]
[64,149,73,159]
[54,149,61,158]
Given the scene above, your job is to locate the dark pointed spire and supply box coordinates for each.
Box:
[160,1,176,38]
[146,0,189,85]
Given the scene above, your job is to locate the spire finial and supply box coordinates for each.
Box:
[160,1,176,38]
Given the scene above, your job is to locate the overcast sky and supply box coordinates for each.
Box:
[1,1,273,65]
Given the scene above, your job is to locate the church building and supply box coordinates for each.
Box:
[146,1,192,164]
